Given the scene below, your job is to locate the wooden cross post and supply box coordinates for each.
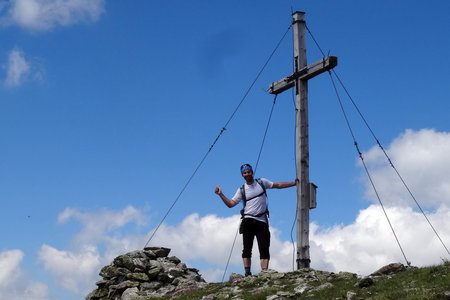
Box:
[268,11,337,269]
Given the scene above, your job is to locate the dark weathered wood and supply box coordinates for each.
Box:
[268,56,337,95]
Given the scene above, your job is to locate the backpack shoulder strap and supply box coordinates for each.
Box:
[256,178,269,218]
[255,178,267,195]
[240,184,246,208]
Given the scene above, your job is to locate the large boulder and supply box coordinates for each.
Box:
[370,263,406,276]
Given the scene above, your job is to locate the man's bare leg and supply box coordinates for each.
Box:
[260,259,269,271]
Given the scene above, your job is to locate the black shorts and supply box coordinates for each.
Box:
[241,218,270,260]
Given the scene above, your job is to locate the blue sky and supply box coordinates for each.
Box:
[1,1,450,299]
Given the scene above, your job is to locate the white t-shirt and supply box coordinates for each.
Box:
[232,178,273,223]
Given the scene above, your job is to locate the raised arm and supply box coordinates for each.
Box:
[214,186,238,208]
[271,178,299,189]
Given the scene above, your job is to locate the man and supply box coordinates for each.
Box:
[214,163,297,276]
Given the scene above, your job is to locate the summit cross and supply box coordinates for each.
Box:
[268,11,337,269]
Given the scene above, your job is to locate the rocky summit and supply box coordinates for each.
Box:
[86,247,450,299]
[85,247,206,300]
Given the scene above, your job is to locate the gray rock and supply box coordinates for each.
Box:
[115,267,130,276]
[168,256,181,264]
[140,281,163,290]
[229,272,243,283]
[370,263,406,276]
[121,287,139,300]
[99,265,117,278]
[95,279,109,287]
[109,280,140,291]
[357,276,374,288]
[147,265,162,279]
[294,282,309,294]
[86,287,108,300]
[157,272,174,284]
[142,249,157,260]
[314,282,333,291]
[169,267,184,277]
[144,246,171,258]
[339,271,357,281]
[126,272,149,281]
[177,262,187,270]
[346,291,357,300]
[131,258,147,271]
[113,255,136,270]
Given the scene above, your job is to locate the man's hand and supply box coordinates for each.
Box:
[214,186,222,195]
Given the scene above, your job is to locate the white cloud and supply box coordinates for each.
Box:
[38,245,101,294]
[0,250,23,287]
[362,128,450,209]
[310,205,450,275]
[39,206,148,296]
[149,213,243,264]
[1,0,105,31]
[0,250,50,300]
[58,205,147,247]
[3,48,30,87]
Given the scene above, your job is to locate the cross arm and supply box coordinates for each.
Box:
[268,56,338,95]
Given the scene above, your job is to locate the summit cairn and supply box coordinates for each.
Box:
[86,247,206,300]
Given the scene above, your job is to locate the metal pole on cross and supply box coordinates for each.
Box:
[268,11,337,269]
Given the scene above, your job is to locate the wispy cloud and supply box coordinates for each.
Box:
[0,250,49,300]
[1,0,105,31]
[3,48,30,87]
